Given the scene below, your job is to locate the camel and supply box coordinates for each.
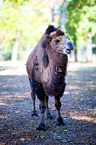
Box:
[26,25,74,130]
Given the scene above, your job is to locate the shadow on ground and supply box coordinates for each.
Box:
[0,65,96,144]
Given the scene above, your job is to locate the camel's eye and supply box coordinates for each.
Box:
[55,39,60,44]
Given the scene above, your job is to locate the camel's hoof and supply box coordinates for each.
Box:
[47,113,54,120]
[56,117,66,126]
[36,123,47,131]
[31,110,39,116]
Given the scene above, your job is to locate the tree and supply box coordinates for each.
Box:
[66,0,96,61]
[0,0,51,61]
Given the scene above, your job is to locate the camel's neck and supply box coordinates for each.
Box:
[43,49,68,96]
[49,52,68,95]
[50,51,68,77]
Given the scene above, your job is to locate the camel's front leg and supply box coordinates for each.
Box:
[55,97,66,126]
[32,80,47,131]
[36,99,47,131]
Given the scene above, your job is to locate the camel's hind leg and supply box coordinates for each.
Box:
[29,79,38,116]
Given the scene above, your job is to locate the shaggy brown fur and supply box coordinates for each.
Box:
[26,25,74,130]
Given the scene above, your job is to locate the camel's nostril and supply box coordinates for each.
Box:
[67,41,74,50]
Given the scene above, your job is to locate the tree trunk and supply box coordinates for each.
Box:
[11,30,20,61]
[50,0,55,25]
[60,2,68,32]
[86,32,92,62]
[3,34,7,60]
[51,8,55,23]
[74,35,78,62]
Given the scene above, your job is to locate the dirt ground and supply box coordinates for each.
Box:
[0,61,96,145]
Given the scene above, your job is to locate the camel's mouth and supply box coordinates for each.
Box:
[65,49,71,54]
[57,47,72,55]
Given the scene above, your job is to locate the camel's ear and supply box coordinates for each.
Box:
[55,29,64,37]
[45,25,57,34]
[50,29,64,39]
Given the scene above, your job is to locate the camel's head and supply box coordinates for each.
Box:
[50,29,74,55]
[43,25,74,55]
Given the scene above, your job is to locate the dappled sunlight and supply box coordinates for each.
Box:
[0,91,12,95]
[0,74,30,107]
[0,115,8,119]
[15,110,21,114]
[0,103,10,106]
[68,85,81,90]
[91,74,96,77]
[64,91,69,95]
[0,67,27,76]
[67,62,96,71]
[89,84,96,88]
[0,93,30,107]
[70,115,96,123]
[0,63,96,144]
[87,81,94,84]
[0,0,95,143]
[0,61,27,75]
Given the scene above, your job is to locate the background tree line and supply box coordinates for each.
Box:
[0,0,96,62]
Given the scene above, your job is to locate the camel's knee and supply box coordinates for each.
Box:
[55,102,61,110]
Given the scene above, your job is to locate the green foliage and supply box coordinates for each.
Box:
[0,0,96,60]
[0,0,51,60]
[65,0,96,46]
